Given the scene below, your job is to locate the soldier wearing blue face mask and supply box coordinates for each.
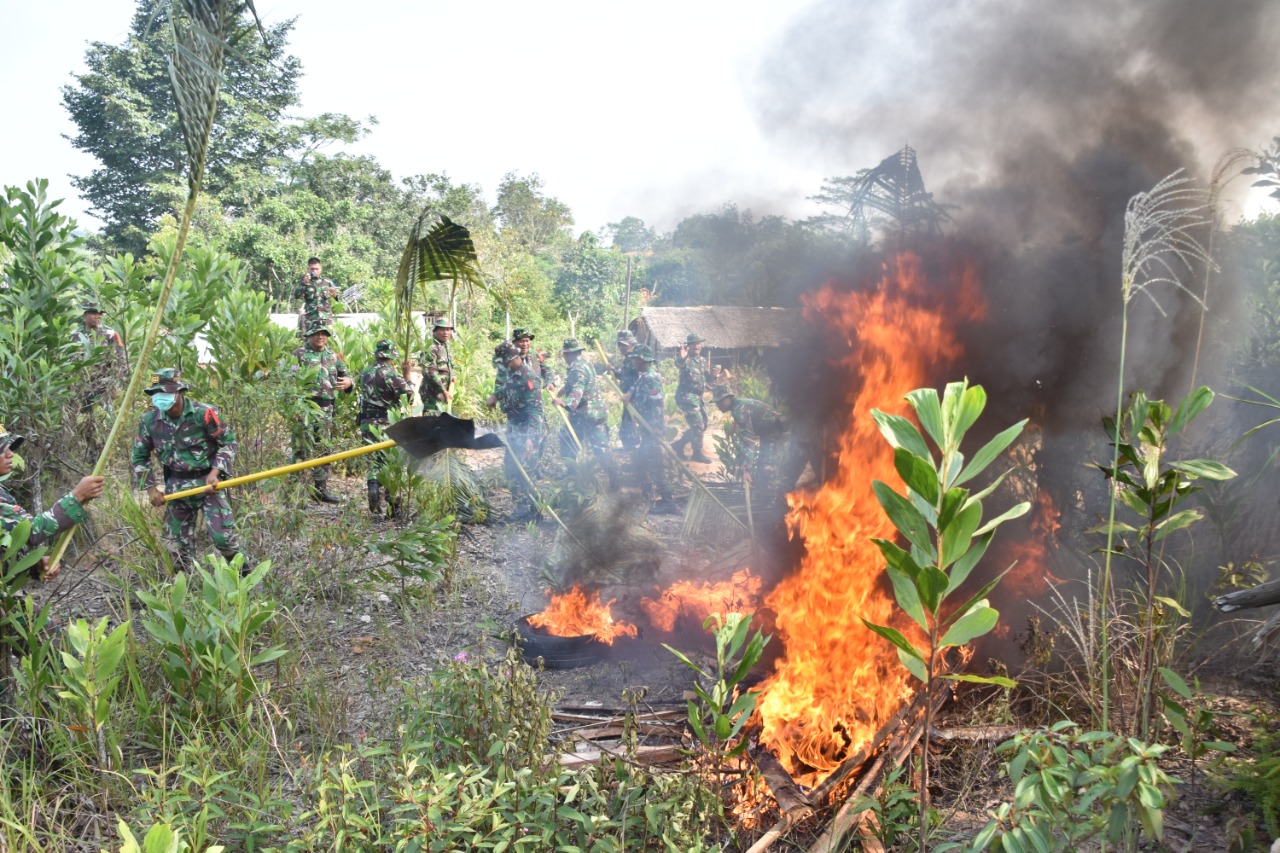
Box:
[131,368,246,574]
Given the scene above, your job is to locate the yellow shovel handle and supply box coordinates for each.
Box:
[163,440,397,502]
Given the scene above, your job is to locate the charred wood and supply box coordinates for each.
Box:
[1213,578,1280,612]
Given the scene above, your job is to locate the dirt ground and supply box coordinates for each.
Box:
[30,443,1280,852]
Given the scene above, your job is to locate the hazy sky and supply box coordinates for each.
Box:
[1,0,838,236]
[2,0,1274,240]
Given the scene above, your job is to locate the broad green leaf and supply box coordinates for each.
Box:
[940,600,999,648]
[947,530,992,591]
[1084,519,1141,536]
[954,420,1028,487]
[894,447,939,504]
[1153,595,1191,618]
[872,480,933,556]
[906,387,944,447]
[945,673,1017,688]
[871,409,930,459]
[950,383,986,446]
[861,620,923,660]
[1152,509,1202,541]
[885,564,929,631]
[1169,386,1213,434]
[945,566,1012,628]
[872,538,922,580]
[897,646,928,682]
[1157,666,1193,699]
[937,486,968,532]
[917,565,949,614]
[973,500,1031,537]
[1170,458,1236,481]
[940,502,982,569]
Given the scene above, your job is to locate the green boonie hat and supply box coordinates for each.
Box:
[710,384,735,402]
[511,328,533,341]
[0,422,25,453]
[432,317,454,330]
[686,333,706,344]
[374,338,398,357]
[80,300,104,313]
[495,341,521,362]
[561,338,585,353]
[144,367,190,395]
[305,321,332,337]
[616,330,637,346]
[630,344,654,362]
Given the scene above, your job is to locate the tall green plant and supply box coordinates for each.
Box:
[1089,387,1235,736]
[1101,171,1213,731]
[864,379,1029,851]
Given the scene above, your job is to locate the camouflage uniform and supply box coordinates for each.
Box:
[674,334,710,461]
[612,331,641,450]
[292,326,353,493]
[493,342,546,518]
[358,340,414,515]
[557,341,610,458]
[719,390,790,491]
[131,373,242,571]
[499,329,557,396]
[419,320,454,413]
[294,272,337,334]
[70,301,127,457]
[627,347,674,507]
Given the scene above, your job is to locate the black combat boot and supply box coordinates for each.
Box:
[312,483,343,504]
[367,482,382,517]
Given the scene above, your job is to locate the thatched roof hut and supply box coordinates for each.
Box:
[629,306,792,359]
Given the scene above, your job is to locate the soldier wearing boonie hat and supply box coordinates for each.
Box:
[610,330,642,450]
[70,298,127,454]
[357,339,415,518]
[132,368,248,573]
[0,422,105,580]
[487,340,547,522]
[419,316,455,413]
[554,339,616,484]
[292,323,354,504]
[622,346,678,513]
[674,332,711,463]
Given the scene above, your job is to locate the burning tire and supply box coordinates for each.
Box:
[515,615,607,669]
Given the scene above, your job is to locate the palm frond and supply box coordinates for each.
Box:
[394,209,485,346]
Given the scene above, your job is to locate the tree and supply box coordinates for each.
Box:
[62,1,303,254]
[605,216,656,253]
[493,172,573,256]
[554,232,626,338]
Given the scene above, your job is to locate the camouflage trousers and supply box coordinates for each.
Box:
[618,408,641,449]
[504,417,546,507]
[559,413,610,459]
[164,476,242,571]
[359,418,391,485]
[292,399,337,486]
[676,393,708,432]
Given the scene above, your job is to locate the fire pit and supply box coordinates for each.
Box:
[515,615,609,669]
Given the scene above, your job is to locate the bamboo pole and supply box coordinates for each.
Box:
[163,441,396,502]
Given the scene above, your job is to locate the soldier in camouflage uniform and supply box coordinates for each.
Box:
[674,333,712,463]
[419,317,454,413]
[513,328,557,391]
[712,385,793,494]
[294,257,339,338]
[611,330,641,450]
[0,424,105,581]
[488,341,546,522]
[622,346,678,514]
[555,338,610,458]
[70,300,127,457]
[358,339,415,518]
[292,322,354,503]
[131,369,245,573]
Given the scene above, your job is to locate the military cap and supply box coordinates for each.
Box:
[374,338,398,358]
[630,344,654,362]
[686,332,706,344]
[431,317,454,330]
[305,321,332,337]
[561,338,585,353]
[511,328,534,342]
[495,341,521,363]
[80,300,104,314]
[616,330,637,346]
[144,367,190,395]
[710,384,735,402]
[0,423,25,453]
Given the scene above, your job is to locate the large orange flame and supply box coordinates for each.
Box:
[639,568,764,633]
[527,585,639,645]
[756,251,986,785]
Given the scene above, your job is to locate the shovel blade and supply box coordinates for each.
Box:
[385,413,505,459]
